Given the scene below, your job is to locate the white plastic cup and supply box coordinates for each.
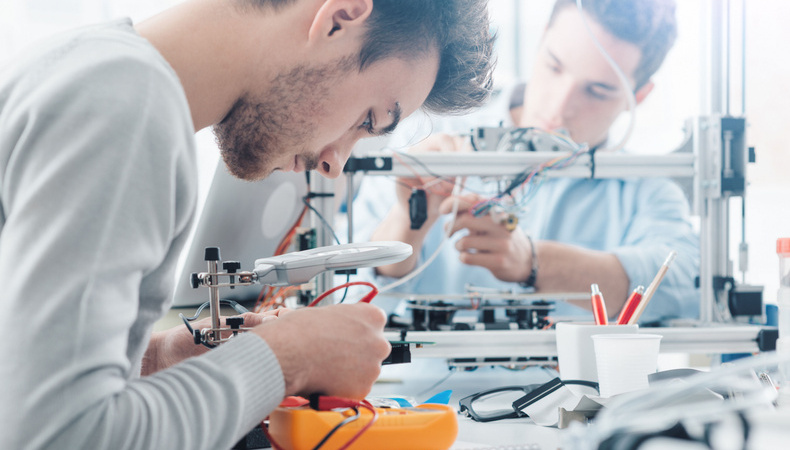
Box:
[555,323,638,383]
[592,334,662,398]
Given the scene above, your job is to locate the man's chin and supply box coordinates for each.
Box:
[220,157,270,181]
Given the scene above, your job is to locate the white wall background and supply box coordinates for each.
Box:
[1,0,787,301]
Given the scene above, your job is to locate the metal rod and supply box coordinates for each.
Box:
[384,325,766,359]
[357,151,695,179]
[702,0,724,115]
[741,0,746,114]
[207,259,222,343]
[346,171,354,244]
[725,0,731,116]
[311,172,335,301]
[513,0,522,79]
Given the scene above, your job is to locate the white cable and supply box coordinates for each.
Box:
[379,177,463,293]
[576,0,638,152]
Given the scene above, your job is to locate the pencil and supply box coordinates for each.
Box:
[627,251,677,325]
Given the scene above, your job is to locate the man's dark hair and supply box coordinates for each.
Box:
[241,0,496,115]
[548,0,677,89]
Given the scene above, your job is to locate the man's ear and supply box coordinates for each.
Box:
[634,80,654,107]
[308,0,372,42]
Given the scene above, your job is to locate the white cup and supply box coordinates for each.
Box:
[555,322,638,383]
[592,334,662,398]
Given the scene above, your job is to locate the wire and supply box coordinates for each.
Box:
[180,299,249,321]
[312,408,361,450]
[338,401,378,450]
[392,150,455,187]
[254,200,309,312]
[469,142,588,218]
[417,367,458,397]
[308,281,378,307]
[257,286,300,313]
[260,421,282,450]
[575,0,637,153]
[303,197,341,245]
[299,192,357,304]
[378,176,464,293]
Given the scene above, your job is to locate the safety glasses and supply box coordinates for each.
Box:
[458,379,599,423]
[458,384,544,422]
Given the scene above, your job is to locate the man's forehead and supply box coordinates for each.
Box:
[544,10,642,86]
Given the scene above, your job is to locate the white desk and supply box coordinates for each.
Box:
[454,417,560,449]
[371,359,564,449]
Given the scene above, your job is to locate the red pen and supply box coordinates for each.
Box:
[590,283,608,325]
[617,285,645,325]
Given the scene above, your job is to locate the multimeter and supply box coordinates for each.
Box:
[267,402,458,450]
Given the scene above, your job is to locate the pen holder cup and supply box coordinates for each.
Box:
[592,333,662,398]
[555,322,638,384]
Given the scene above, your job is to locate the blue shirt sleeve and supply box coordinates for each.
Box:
[609,178,700,323]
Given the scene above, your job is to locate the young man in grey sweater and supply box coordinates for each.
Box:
[0,0,494,448]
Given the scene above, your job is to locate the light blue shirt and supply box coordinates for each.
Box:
[342,87,700,324]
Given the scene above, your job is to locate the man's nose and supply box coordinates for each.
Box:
[546,81,576,125]
[315,137,357,179]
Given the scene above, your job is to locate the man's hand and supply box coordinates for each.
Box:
[372,134,469,277]
[251,303,390,400]
[393,134,469,227]
[440,194,533,283]
[143,309,286,375]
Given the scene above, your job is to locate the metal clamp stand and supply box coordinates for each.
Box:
[187,247,258,347]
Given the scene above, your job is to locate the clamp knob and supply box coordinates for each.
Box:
[204,247,221,261]
[190,273,200,289]
[193,329,203,345]
[226,316,244,330]
[223,261,241,273]
[223,261,241,288]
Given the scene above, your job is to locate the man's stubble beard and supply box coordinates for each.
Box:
[213,56,357,181]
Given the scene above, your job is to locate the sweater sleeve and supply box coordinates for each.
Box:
[0,31,284,450]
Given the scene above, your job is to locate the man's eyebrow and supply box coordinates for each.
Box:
[546,49,563,67]
[375,102,402,136]
[546,47,620,93]
[589,81,619,92]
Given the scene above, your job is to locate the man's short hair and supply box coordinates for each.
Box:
[242,0,496,115]
[548,0,677,89]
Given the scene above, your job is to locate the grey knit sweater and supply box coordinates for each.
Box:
[0,18,284,449]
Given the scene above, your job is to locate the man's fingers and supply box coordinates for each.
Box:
[438,193,482,215]
[455,234,508,254]
[445,210,512,237]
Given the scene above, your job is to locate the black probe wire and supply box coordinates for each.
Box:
[311,407,361,450]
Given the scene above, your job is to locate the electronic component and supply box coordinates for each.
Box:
[470,126,578,153]
[408,188,427,230]
[728,284,763,317]
[405,298,555,331]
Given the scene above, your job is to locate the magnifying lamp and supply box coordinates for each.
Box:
[252,241,413,286]
[188,241,413,347]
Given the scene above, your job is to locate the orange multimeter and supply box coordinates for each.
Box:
[267,402,458,450]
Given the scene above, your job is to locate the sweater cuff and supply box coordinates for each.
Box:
[206,333,285,425]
